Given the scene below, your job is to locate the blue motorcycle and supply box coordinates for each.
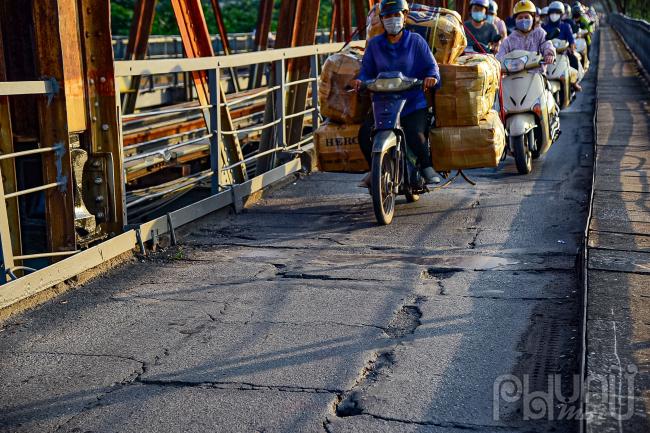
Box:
[360,72,428,225]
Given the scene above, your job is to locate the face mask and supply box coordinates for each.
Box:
[549,13,561,22]
[486,15,495,24]
[383,16,404,35]
[516,18,533,32]
[471,11,486,22]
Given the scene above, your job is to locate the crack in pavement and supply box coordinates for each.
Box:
[137,378,344,395]
[201,317,387,332]
[333,297,426,419]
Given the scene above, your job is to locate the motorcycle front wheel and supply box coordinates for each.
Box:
[371,150,397,225]
[511,134,532,175]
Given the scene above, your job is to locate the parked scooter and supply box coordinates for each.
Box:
[546,38,583,109]
[501,50,561,174]
[359,72,429,225]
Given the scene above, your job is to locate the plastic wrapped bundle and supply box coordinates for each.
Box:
[315,122,369,173]
[318,48,371,124]
[406,5,467,65]
[434,53,501,127]
[366,4,384,41]
[430,110,506,171]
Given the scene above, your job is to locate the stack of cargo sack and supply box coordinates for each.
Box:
[314,47,370,173]
[367,4,467,65]
[430,53,506,172]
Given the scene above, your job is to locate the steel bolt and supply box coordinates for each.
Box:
[95,195,104,203]
[102,124,109,131]
[94,176,103,185]
[96,211,105,219]
[100,77,106,83]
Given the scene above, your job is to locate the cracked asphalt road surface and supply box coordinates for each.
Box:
[0,63,596,433]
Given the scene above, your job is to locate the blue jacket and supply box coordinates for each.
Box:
[359,30,440,116]
[542,21,575,45]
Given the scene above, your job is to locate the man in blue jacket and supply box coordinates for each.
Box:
[353,0,441,186]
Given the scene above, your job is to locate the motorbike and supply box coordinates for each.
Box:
[359,72,429,225]
[575,28,590,71]
[546,38,583,109]
[501,50,561,174]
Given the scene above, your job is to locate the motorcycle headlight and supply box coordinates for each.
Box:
[370,77,412,92]
[503,56,528,73]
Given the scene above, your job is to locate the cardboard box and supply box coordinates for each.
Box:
[318,48,371,125]
[435,53,501,127]
[430,109,506,171]
[314,122,369,173]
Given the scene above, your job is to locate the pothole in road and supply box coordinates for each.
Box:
[421,267,463,280]
[334,299,424,418]
[384,306,422,339]
[335,350,396,417]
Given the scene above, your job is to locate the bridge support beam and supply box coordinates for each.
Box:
[32,0,83,254]
[122,0,157,115]
[170,0,247,185]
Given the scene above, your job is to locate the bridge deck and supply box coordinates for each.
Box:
[0,31,603,433]
[585,24,650,431]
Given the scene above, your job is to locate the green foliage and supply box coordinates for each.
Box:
[111,0,335,37]
[623,0,650,21]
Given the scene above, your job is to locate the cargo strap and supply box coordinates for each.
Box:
[431,169,477,189]
[428,13,442,55]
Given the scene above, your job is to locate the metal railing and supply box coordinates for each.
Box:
[112,30,332,58]
[609,14,650,75]
[0,40,364,310]
[0,79,79,280]
[115,41,364,219]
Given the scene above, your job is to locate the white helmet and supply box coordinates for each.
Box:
[548,1,565,15]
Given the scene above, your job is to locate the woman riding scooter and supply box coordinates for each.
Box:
[543,1,582,91]
[497,0,555,67]
[353,0,441,187]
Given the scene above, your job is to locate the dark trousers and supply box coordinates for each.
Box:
[358,108,432,170]
[567,50,580,72]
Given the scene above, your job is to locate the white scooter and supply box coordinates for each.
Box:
[575,28,590,71]
[546,39,583,109]
[501,50,561,174]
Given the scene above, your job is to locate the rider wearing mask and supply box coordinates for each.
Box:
[563,2,579,33]
[464,0,502,53]
[497,0,556,69]
[540,7,549,27]
[353,0,441,186]
[572,2,594,47]
[543,1,582,91]
[487,1,508,43]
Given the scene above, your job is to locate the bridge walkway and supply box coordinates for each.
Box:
[585,23,650,432]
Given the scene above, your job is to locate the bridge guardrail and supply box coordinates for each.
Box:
[0,40,364,312]
[609,13,650,75]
